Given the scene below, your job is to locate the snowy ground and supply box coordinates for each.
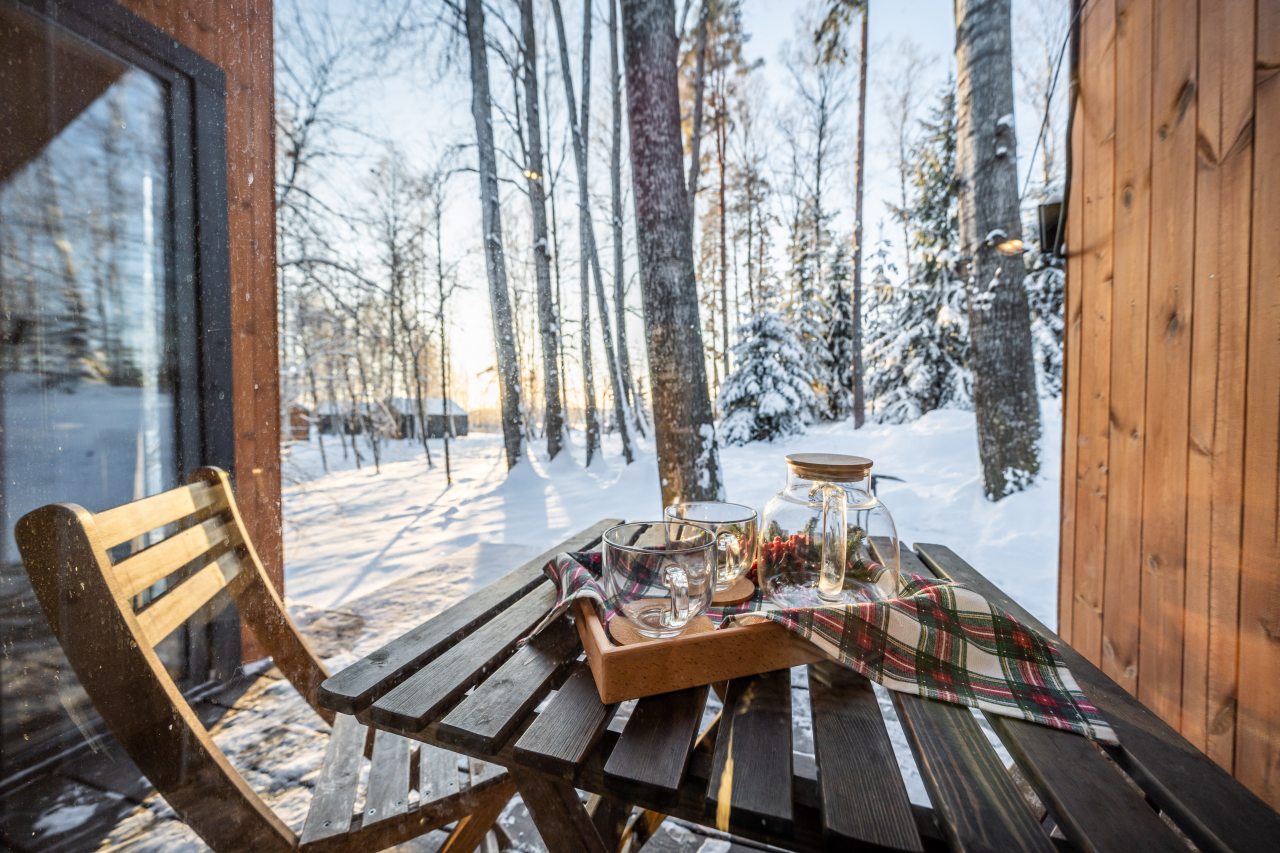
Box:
[283,400,1063,629]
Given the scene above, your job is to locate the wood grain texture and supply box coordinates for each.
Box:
[321,519,618,714]
[369,583,560,731]
[604,685,708,798]
[1067,0,1277,806]
[418,744,461,805]
[1137,0,1197,731]
[1070,0,1116,666]
[299,713,367,844]
[1101,0,1152,696]
[705,669,794,837]
[807,662,921,851]
[513,663,615,775]
[363,730,412,826]
[437,618,580,754]
[915,542,1280,850]
[1236,0,1280,806]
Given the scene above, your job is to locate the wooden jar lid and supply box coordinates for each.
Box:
[785,452,873,481]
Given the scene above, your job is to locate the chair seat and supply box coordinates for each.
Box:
[300,714,509,850]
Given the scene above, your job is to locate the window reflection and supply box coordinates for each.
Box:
[0,2,176,771]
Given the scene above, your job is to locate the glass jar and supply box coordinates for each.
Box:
[759,453,902,607]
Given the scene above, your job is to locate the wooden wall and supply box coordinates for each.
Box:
[1061,0,1278,807]
[117,1,283,622]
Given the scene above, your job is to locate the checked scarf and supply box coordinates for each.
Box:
[530,549,1118,744]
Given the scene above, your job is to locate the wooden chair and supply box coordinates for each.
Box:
[15,467,513,852]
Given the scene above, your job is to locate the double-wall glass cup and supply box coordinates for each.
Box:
[664,501,758,593]
[602,522,715,639]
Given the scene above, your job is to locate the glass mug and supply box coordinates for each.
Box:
[664,501,758,592]
[602,522,715,638]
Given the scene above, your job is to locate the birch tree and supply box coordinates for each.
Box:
[518,0,565,459]
[954,0,1040,498]
[550,0,634,464]
[464,0,524,469]
[620,0,723,505]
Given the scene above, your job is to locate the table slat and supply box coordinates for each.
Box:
[904,542,1185,852]
[320,519,618,713]
[914,541,1280,853]
[705,669,794,837]
[369,583,559,731]
[879,545,1057,853]
[604,685,708,798]
[513,663,615,775]
[418,743,460,805]
[807,662,923,851]
[300,713,367,844]
[436,618,580,754]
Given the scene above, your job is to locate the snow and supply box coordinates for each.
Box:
[284,399,1062,628]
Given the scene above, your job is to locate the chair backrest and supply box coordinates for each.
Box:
[15,467,332,851]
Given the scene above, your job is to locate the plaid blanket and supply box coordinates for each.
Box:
[530,549,1118,744]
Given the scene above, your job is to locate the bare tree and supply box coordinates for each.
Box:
[954,0,1040,498]
[518,0,565,459]
[608,0,644,434]
[1014,0,1068,195]
[883,39,927,284]
[685,0,709,213]
[550,0,634,464]
[464,0,524,469]
[620,0,723,504]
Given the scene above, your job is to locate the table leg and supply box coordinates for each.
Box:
[511,768,610,853]
[587,792,633,850]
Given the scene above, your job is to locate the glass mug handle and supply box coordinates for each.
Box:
[662,563,690,628]
[811,482,848,601]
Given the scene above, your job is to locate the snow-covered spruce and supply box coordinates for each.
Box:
[718,311,816,445]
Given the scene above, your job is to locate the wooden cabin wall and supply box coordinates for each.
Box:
[116,0,282,655]
[1061,0,1278,807]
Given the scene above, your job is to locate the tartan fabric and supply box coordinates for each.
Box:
[531,549,1118,744]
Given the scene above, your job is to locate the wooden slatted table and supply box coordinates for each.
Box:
[318,519,1279,852]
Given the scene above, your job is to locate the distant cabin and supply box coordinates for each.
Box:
[313,398,467,439]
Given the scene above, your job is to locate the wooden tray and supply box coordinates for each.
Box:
[572,599,823,703]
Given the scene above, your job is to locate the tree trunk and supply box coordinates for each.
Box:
[551,0,634,464]
[954,0,1041,499]
[620,0,723,505]
[520,0,565,460]
[434,195,454,485]
[609,0,644,436]
[717,108,729,379]
[464,0,523,469]
[851,6,868,428]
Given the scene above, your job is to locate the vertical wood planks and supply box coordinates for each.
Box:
[1071,0,1116,664]
[1182,0,1254,769]
[705,670,794,837]
[1137,0,1197,730]
[1236,0,1279,806]
[1102,0,1153,695]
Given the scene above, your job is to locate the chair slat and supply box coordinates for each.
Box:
[135,550,244,647]
[369,582,559,731]
[320,518,620,714]
[112,516,239,600]
[808,662,922,851]
[705,668,794,837]
[94,480,223,548]
[604,685,708,799]
[419,744,461,806]
[912,541,1280,853]
[364,730,412,826]
[513,663,615,775]
[437,617,580,754]
[301,713,368,844]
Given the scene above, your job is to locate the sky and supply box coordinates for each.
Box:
[291,0,1066,414]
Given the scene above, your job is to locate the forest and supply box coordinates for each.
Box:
[275,0,1068,503]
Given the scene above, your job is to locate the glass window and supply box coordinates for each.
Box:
[0,1,183,774]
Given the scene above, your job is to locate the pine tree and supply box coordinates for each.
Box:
[718,311,816,445]
[1024,244,1064,396]
[784,197,831,416]
[823,237,855,419]
[867,84,970,423]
